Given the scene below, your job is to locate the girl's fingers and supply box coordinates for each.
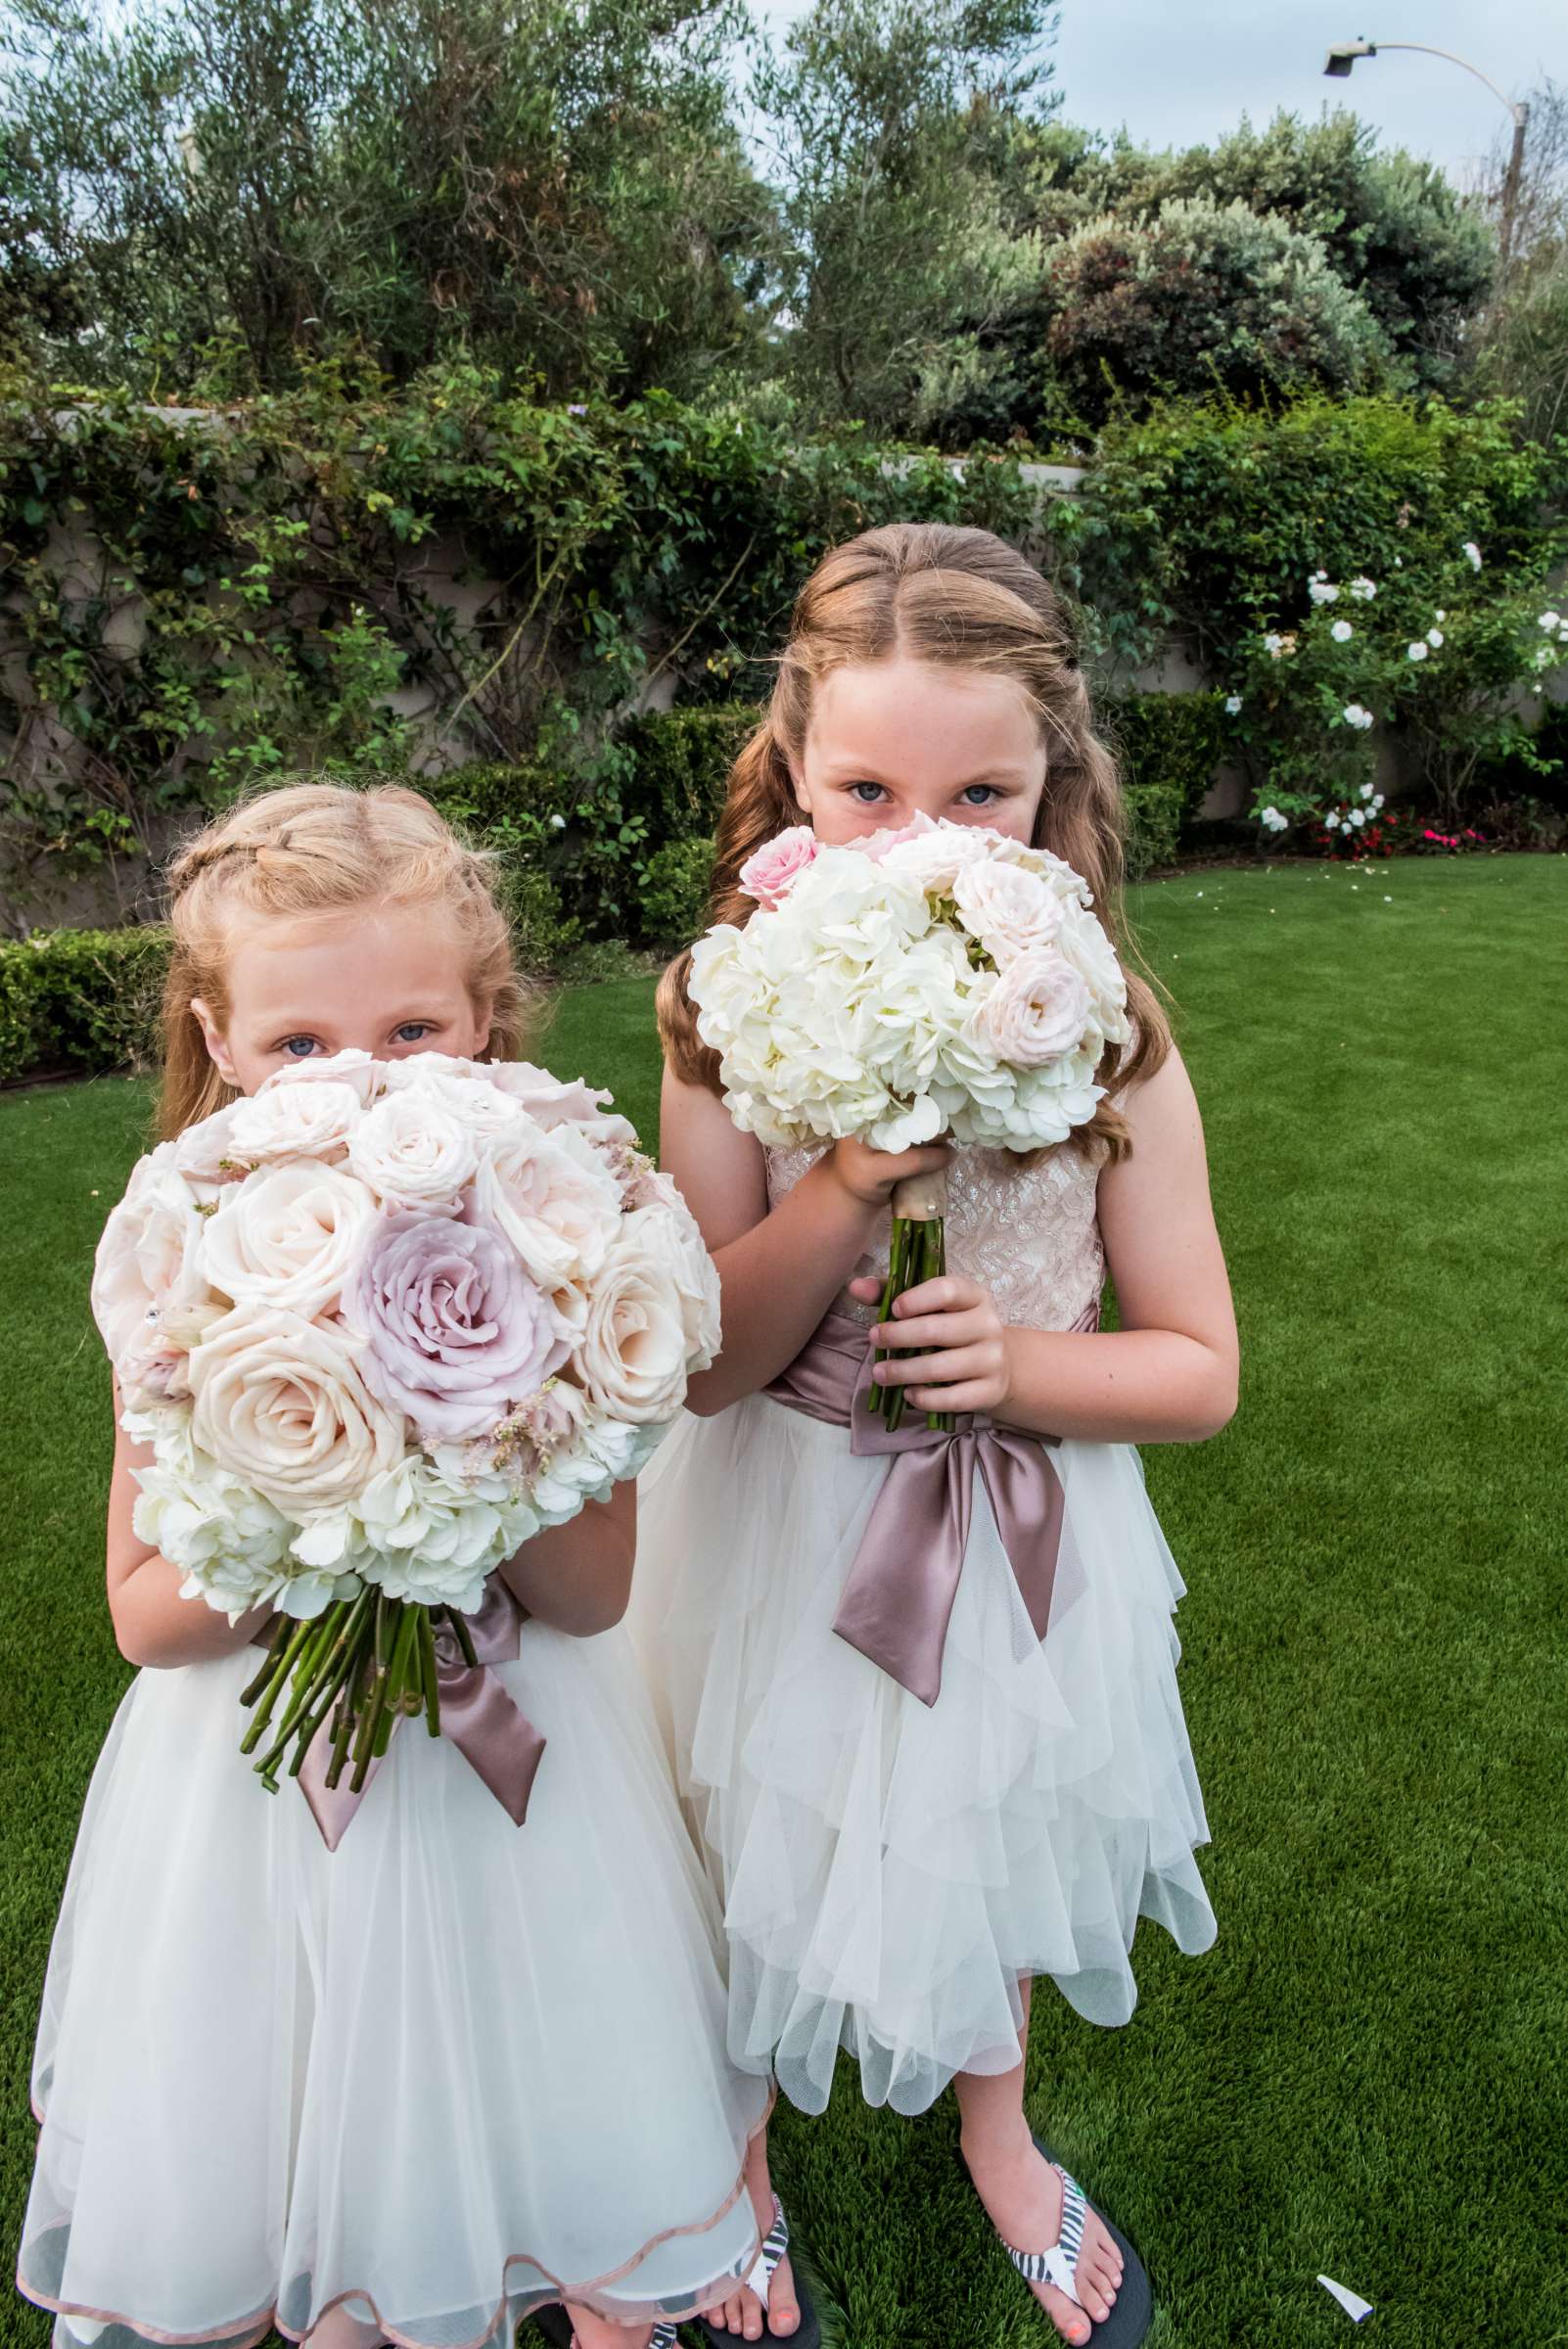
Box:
[872,1310,992,1352]
[890,1274,984,1316]
[903,1381,999,1414]
[846,1274,885,1301]
[872,1346,998,1389]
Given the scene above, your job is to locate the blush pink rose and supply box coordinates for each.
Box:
[966,947,1092,1069]
[738,825,819,907]
[345,1210,570,1442]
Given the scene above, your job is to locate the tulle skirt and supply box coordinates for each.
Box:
[630,1398,1218,2118]
[19,1623,770,2349]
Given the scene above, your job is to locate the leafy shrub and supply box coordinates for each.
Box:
[1042,198,1389,423]
[1104,691,1226,829]
[0,367,1042,921]
[0,926,167,1084]
[638,836,717,948]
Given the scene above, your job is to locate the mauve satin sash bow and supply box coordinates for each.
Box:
[763,1302,1096,1707]
[297,1577,545,1851]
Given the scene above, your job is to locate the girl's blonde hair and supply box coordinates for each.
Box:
[658,523,1170,1158]
[159,781,530,1139]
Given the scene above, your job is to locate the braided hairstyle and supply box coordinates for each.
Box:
[159,782,530,1138]
[658,523,1170,1160]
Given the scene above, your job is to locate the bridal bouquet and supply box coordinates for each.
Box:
[688,815,1127,1430]
[93,1052,718,1800]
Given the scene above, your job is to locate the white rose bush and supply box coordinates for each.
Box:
[688,814,1128,1434]
[1225,535,1568,849]
[92,1052,718,1802]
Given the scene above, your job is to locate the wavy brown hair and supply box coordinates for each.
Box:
[158,781,532,1139]
[658,523,1170,1159]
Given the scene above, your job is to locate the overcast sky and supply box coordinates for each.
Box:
[755,0,1559,184]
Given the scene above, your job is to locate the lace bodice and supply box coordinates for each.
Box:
[765,1140,1106,1332]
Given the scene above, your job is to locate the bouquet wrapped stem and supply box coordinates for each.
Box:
[240,1591,453,1796]
[872,1164,952,1436]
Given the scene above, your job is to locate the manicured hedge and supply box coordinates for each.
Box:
[0,927,168,1086]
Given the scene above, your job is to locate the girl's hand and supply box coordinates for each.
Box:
[852,1272,1013,1416]
[827,1137,951,1209]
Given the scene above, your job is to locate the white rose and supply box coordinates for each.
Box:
[1331,620,1353,643]
[92,1147,214,1393]
[188,1306,405,1514]
[951,858,1062,964]
[617,1197,721,1369]
[473,1119,623,1293]
[878,817,998,896]
[347,1089,478,1210]
[485,1061,637,1148]
[256,1047,382,1109]
[170,1102,252,1188]
[229,1080,362,1166]
[575,1230,692,1424]
[203,1160,380,1317]
[965,948,1093,1070]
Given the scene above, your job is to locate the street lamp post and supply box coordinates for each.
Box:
[1323,38,1530,267]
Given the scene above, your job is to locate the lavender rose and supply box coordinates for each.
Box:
[345,1210,570,1442]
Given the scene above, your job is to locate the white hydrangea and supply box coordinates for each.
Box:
[1540,611,1562,634]
[1349,577,1377,602]
[688,818,1127,1157]
[1462,542,1482,571]
[1258,806,1289,834]
[1342,704,1374,732]
[1308,575,1341,606]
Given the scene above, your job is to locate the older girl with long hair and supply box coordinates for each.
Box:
[633,527,1237,2349]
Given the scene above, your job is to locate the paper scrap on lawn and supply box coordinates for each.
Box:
[91,1051,719,1823]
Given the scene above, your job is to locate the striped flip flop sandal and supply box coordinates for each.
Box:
[994,2137,1153,2347]
[528,2303,677,2349]
[692,2194,821,2349]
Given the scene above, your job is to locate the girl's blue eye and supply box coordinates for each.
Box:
[850,781,887,804]
[394,1023,433,1044]
[959,785,997,806]
[281,1036,317,1058]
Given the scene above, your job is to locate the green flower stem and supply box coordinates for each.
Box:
[447,1604,479,1669]
[239,1615,316,1752]
[280,1611,375,1783]
[239,1614,291,1709]
[374,1604,420,1757]
[418,1608,441,1739]
[324,1653,367,1790]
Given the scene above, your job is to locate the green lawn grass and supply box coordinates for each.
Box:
[2,856,1564,2349]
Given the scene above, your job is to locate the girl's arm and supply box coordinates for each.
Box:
[499,1478,635,1635]
[661,1066,951,1414]
[108,1399,272,1668]
[866,1046,1239,1444]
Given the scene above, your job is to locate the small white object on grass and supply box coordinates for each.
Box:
[1317,2275,1374,2323]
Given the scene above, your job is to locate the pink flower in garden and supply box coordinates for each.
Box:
[738,825,819,906]
[345,1209,570,1443]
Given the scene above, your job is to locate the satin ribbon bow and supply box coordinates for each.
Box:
[764,1306,1093,1707]
[298,1577,546,1850]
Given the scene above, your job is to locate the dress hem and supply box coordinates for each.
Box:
[18,2087,778,2344]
